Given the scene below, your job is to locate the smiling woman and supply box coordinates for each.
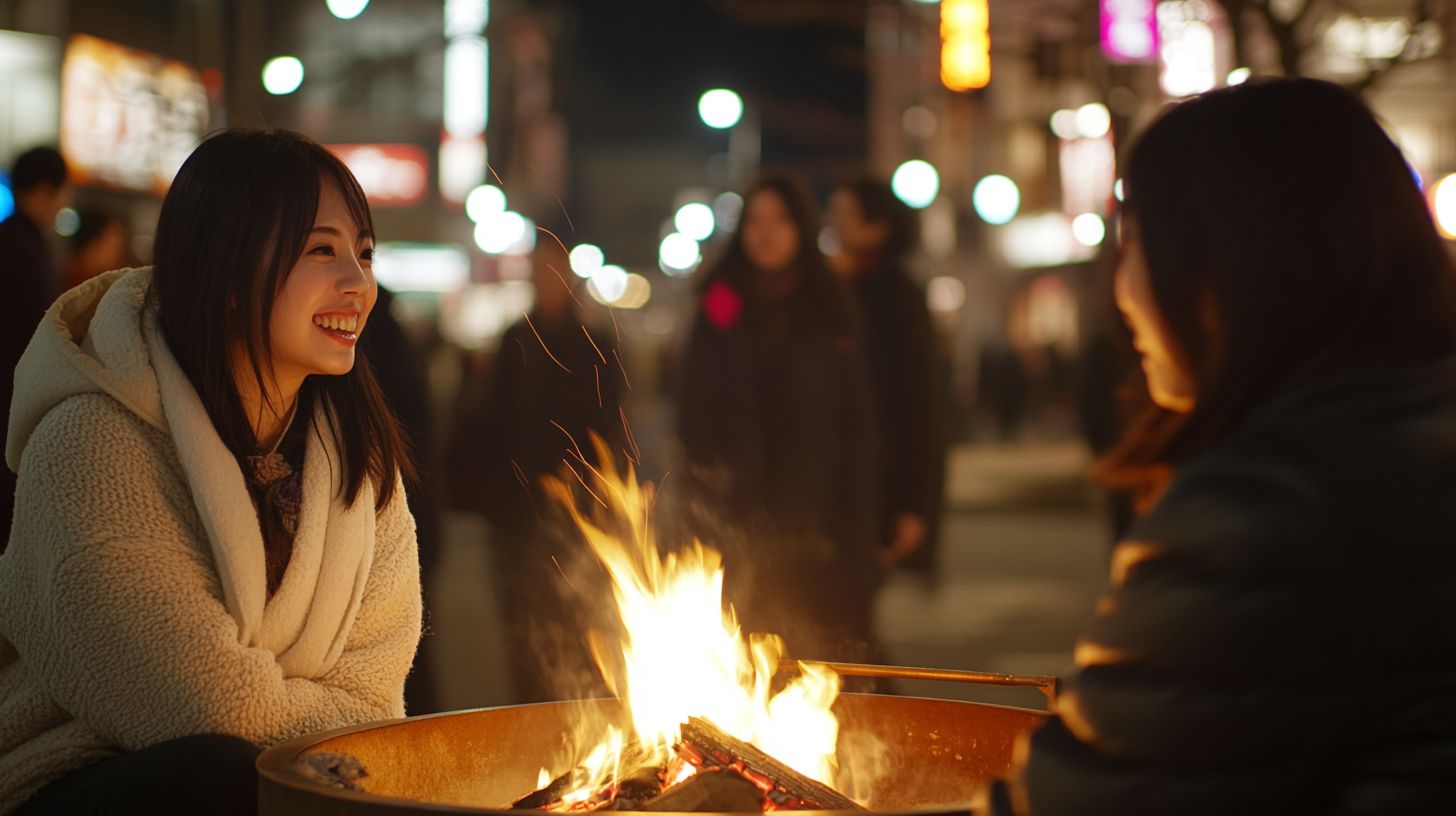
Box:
[0,129,422,816]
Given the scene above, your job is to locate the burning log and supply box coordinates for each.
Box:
[677,717,864,811]
[605,765,668,811]
[511,771,576,811]
[640,770,764,812]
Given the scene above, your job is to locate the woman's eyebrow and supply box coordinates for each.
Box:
[310,225,374,240]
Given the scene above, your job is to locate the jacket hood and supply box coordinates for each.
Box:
[7,267,164,472]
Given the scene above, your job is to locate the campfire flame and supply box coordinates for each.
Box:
[537,439,843,807]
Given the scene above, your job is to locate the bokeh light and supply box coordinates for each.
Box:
[891,159,940,209]
[698,89,744,129]
[465,184,506,223]
[588,264,630,303]
[1050,109,1080,141]
[674,202,716,241]
[326,0,370,20]
[1075,103,1111,139]
[262,56,304,95]
[474,210,530,254]
[972,174,1020,225]
[569,243,606,278]
[1072,213,1107,247]
[659,232,701,274]
[1433,174,1456,239]
[54,207,80,237]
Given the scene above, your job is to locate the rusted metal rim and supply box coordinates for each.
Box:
[257,694,1047,815]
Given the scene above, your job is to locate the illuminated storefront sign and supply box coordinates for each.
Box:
[61,34,209,193]
[440,0,489,203]
[941,0,990,91]
[1101,0,1158,63]
[327,144,429,206]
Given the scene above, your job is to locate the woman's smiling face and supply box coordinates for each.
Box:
[266,179,377,392]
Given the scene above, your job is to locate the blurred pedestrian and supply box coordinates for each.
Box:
[0,130,420,816]
[677,171,881,669]
[453,237,625,703]
[990,79,1456,815]
[1,147,70,548]
[828,177,949,579]
[64,206,131,291]
[361,285,445,715]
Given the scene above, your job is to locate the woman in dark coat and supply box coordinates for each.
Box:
[678,171,881,666]
[828,177,949,577]
[992,79,1456,815]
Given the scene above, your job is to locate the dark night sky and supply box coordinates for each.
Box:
[537,0,870,260]
[560,0,868,172]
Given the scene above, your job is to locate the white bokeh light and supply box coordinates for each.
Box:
[474,211,529,254]
[1072,213,1107,247]
[1433,174,1456,239]
[1075,103,1111,139]
[262,56,304,95]
[972,175,1021,225]
[465,184,506,223]
[588,264,630,303]
[891,160,940,209]
[326,0,370,20]
[698,89,744,129]
[569,243,606,278]
[927,276,966,313]
[659,232,701,274]
[674,202,716,241]
[1227,66,1252,85]
[615,274,653,310]
[1050,109,1080,141]
[714,192,744,233]
[54,207,80,237]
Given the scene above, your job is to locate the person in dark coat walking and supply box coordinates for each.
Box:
[1,147,70,548]
[827,177,949,578]
[360,285,445,715]
[989,79,1456,815]
[678,171,881,668]
[455,238,625,703]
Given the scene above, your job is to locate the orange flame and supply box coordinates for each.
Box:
[538,439,842,803]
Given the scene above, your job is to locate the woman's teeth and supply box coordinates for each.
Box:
[313,314,359,332]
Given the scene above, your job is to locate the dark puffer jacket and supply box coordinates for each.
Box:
[1003,359,1456,815]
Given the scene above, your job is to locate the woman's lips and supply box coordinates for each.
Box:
[316,323,359,346]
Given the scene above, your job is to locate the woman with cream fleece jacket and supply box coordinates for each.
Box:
[0,130,422,815]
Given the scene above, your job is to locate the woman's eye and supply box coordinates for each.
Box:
[309,244,336,257]
[360,247,375,262]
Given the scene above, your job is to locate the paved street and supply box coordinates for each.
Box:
[425,442,1111,715]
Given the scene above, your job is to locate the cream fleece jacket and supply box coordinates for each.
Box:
[0,268,422,813]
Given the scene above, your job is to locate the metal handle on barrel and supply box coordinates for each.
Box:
[781,660,1060,708]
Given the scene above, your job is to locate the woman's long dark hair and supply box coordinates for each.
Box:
[150,128,413,510]
[699,171,857,333]
[1100,78,1456,491]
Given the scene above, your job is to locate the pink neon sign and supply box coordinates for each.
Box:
[1101,0,1159,63]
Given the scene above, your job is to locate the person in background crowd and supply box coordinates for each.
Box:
[0,129,421,816]
[677,171,881,671]
[361,284,445,715]
[453,237,625,704]
[989,79,1456,814]
[828,177,950,580]
[0,147,70,549]
[64,207,131,292]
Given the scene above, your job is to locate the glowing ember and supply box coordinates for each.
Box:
[533,439,843,809]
